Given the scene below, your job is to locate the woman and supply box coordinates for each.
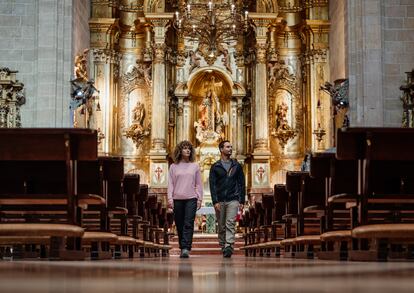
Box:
[168,140,203,258]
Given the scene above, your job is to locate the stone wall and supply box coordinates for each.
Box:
[72,0,90,61]
[329,0,347,82]
[345,0,414,127]
[0,0,90,127]
[381,0,414,127]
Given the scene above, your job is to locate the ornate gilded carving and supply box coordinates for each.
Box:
[271,102,296,149]
[255,43,268,64]
[0,68,25,128]
[194,76,229,144]
[125,101,151,148]
[153,43,166,64]
[188,50,201,73]
[120,61,152,93]
[74,49,89,81]
[400,70,414,128]
[268,60,297,91]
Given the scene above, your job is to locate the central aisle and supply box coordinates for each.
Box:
[1,256,414,292]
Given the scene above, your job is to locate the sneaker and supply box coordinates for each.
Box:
[180,248,189,258]
[223,246,233,258]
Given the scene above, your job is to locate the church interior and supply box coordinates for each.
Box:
[1,0,414,292]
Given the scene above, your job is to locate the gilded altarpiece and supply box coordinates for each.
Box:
[87,0,332,204]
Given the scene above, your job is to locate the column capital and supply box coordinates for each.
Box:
[255,43,268,64]
[146,13,173,43]
[249,14,277,39]
[153,43,166,64]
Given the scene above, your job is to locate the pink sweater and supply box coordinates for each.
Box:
[167,162,203,205]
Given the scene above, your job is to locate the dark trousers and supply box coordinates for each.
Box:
[174,198,197,250]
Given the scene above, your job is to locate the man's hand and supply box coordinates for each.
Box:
[197,201,202,210]
[214,203,221,212]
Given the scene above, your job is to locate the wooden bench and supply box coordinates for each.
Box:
[337,127,414,261]
[0,128,97,260]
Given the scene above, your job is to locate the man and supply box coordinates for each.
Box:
[209,140,245,258]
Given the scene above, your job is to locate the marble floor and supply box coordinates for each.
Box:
[1,256,414,292]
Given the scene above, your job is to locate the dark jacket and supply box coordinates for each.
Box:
[209,159,246,205]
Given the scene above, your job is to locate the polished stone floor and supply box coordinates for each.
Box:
[1,256,414,292]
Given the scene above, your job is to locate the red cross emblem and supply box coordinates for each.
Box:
[155,166,163,182]
[256,166,265,182]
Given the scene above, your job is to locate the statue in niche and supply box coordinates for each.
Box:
[125,101,151,148]
[194,76,228,143]
[275,102,289,131]
[272,99,296,149]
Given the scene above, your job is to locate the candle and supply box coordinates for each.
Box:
[208,1,213,11]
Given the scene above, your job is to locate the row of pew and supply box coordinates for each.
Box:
[0,128,172,260]
[242,127,414,261]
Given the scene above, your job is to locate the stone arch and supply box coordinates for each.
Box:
[187,67,234,99]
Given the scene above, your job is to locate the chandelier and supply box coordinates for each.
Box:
[173,1,249,63]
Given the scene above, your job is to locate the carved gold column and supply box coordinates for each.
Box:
[249,15,276,190]
[236,96,244,160]
[176,97,184,142]
[146,14,173,188]
[90,49,121,154]
[89,2,120,153]
[304,1,331,150]
[274,2,303,157]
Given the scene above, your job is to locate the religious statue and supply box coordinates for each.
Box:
[222,49,232,74]
[275,102,289,131]
[132,101,145,125]
[271,100,296,149]
[125,101,151,148]
[194,76,228,144]
[188,50,201,74]
[268,60,296,89]
[74,49,89,82]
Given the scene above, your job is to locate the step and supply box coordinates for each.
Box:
[170,233,245,255]
[170,247,244,256]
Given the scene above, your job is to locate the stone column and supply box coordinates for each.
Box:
[176,97,184,143]
[147,15,173,188]
[236,96,244,159]
[254,42,270,153]
[90,49,121,154]
[249,15,276,190]
[151,42,168,152]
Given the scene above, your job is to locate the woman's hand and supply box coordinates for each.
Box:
[197,201,202,210]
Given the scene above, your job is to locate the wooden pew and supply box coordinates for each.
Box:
[280,171,306,257]
[124,174,146,257]
[311,152,358,260]
[337,127,414,261]
[0,128,98,260]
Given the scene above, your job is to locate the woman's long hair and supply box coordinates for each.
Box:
[173,140,196,163]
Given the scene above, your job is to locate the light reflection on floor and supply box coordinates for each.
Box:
[1,256,414,292]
